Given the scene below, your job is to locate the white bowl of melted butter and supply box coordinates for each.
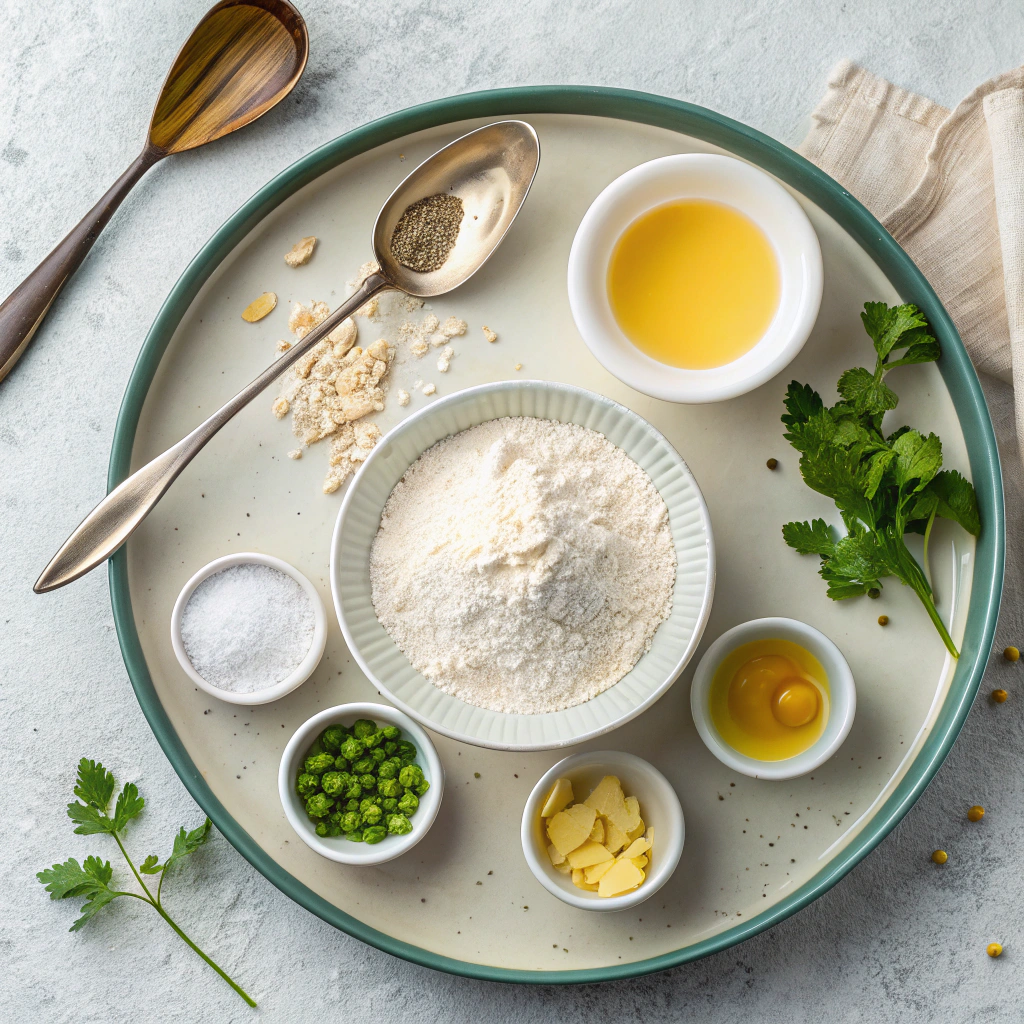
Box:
[567,153,822,404]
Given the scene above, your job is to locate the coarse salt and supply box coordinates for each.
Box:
[180,563,315,693]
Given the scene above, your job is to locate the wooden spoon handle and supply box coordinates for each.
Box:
[0,146,162,384]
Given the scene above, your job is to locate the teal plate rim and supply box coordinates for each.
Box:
[108,86,1005,984]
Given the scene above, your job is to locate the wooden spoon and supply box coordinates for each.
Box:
[0,0,308,383]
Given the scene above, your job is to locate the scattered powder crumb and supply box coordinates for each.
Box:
[287,449,302,460]
[437,346,453,373]
[422,382,436,396]
[288,300,331,338]
[482,325,498,343]
[440,316,467,340]
[348,261,382,318]
[274,294,393,492]
[514,363,523,371]
[276,339,292,353]
[284,235,317,267]
[368,417,676,713]
[324,420,383,493]
[412,379,423,391]
[397,389,410,406]
[272,398,289,419]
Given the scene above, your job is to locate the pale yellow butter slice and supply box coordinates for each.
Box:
[584,776,626,817]
[602,816,629,854]
[598,858,645,898]
[547,843,566,867]
[589,818,606,844]
[584,859,616,884]
[566,840,614,870]
[572,868,599,891]
[541,777,574,818]
[626,818,646,843]
[631,855,649,870]
[619,837,652,861]
[547,802,597,856]
[623,795,642,834]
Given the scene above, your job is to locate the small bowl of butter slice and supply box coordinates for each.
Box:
[521,751,684,912]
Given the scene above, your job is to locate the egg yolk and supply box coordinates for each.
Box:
[709,639,829,761]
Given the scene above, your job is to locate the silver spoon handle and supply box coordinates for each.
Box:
[34,272,390,593]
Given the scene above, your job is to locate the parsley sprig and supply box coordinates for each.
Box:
[37,758,255,1007]
[782,302,980,658]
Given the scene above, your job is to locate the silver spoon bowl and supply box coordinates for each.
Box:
[35,120,540,593]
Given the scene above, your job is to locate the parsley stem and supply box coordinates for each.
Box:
[112,828,255,1006]
[911,579,959,659]
[112,831,157,904]
[922,506,937,590]
[151,903,257,1007]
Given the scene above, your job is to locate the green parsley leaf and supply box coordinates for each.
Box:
[67,800,115,836]
[892,430,942,493]
[162,818,213,875]
[861,301,930,361]
[837,366,898,418]
[918,469,981,536]
[140,854,162,874]
[38,857,108,901]
[70,887,121,932]
[73,758,116,810]
[782,519,836,557]
[782,381,822,430]
[112,782,145,831]
[37,855,121,932]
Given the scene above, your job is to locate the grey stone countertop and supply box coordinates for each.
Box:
[3,1,1023,1020]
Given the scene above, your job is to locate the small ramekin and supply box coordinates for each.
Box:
[567,153,823,404]
[689,617,856,780]
[279,702,444,865]
[521,750,684,912]
[170,551,327,706]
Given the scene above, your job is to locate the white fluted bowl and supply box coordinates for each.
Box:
[330,380,715,750]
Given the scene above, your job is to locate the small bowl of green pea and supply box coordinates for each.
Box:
[278,702,444,864]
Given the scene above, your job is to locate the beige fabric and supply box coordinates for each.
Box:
[800,60,1024,456]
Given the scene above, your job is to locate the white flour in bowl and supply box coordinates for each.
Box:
[368,417,676,714]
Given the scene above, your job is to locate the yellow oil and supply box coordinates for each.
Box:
[709,638,829,761]
[607,199,780,370]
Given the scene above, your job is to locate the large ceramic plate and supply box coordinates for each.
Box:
[110,89,1003,982]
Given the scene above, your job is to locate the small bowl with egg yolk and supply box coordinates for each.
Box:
[521,750,685,912]
[689,617,856,780]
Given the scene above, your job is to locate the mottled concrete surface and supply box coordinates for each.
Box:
[2,1,1024,1020]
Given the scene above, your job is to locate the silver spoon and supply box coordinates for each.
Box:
[35,120,540,593]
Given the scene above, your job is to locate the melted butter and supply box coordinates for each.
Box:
[607,199,780,369]
[709,638,829,761]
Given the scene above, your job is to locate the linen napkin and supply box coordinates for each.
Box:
[799,58,1024,467]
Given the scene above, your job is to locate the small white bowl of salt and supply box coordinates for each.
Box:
[171,552,327,705]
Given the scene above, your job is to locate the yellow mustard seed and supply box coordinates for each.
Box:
[968,805,985,822]
[931,849,948,864]
[992,689,1009,703]
[1004,646,1020,662]
[878,615,889,626]
[987,942,1003,958]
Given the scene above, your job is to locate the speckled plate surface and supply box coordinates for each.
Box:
[110,89,1003,982]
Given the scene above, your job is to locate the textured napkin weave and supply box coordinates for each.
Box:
[800,59,1024,458]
